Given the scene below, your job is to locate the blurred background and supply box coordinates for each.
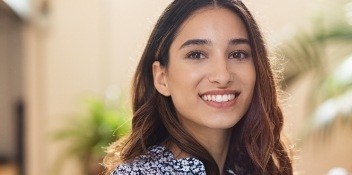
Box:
[0,0,352,175]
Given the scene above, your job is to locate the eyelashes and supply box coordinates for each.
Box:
[186,50,207,59]
[229,50,250,60]
[185,50,251,60]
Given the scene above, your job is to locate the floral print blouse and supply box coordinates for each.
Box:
[111,145,236,175]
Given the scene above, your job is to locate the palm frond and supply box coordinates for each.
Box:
[278,0,352,136]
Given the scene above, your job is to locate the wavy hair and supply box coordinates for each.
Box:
[103,0,293,174]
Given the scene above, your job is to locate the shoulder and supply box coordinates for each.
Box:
[110,145,175,175]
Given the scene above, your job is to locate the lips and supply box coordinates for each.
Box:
[199,90,241,108]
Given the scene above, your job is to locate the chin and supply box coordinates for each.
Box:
[204,119,241,129]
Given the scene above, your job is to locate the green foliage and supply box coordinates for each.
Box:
[53,96,131,174]
[278,0,352,134]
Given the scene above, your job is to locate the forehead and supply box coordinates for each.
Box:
[173,7,248,45]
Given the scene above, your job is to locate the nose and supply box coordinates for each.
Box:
[208,57,233,87]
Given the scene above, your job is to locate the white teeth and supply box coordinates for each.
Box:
[202,95,207,101]
[201,94,237,102]
[229,94,235,100]
[215,95,222,102]
[222,95,228,102]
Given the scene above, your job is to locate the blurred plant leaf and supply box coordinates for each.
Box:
[52,95,131,174]
[278,0,352,136]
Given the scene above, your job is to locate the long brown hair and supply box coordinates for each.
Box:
[103,0,292,174]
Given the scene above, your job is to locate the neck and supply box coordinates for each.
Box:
[193,128,231,173]
[167,125,232,174]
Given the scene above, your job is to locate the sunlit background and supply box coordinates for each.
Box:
[1,0,352,175]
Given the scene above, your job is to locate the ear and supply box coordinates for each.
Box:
[152,61,171,96]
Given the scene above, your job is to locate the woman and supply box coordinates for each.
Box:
[104,0,293,174]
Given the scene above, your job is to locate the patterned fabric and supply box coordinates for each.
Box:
[111,145,236,175]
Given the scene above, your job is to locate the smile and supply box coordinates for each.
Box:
[201,94,235,102]
[199,90,241,108]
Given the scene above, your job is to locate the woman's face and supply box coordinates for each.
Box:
[153,7,256,131]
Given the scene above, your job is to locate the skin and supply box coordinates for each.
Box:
[153,7,256,173]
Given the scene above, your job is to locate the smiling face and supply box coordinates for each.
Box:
[153,7,256,132]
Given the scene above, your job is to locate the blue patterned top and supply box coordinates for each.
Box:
[111,145,236,175]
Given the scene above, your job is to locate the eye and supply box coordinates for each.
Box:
[229,50,250,61]
[186,51,206,60]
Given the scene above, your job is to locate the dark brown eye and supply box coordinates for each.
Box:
[229,50,250,60]
[186,51,206,59]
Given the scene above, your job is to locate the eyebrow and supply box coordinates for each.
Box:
[179,39,211,50]
[179,38,250,50]
[229,38,250,45]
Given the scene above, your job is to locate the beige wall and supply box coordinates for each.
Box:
[23,0,351,175]
[25,1,172,174]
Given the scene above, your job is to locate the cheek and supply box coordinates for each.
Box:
[234,63,256,88]
[234,64,256,104]
[167,62,205,92]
